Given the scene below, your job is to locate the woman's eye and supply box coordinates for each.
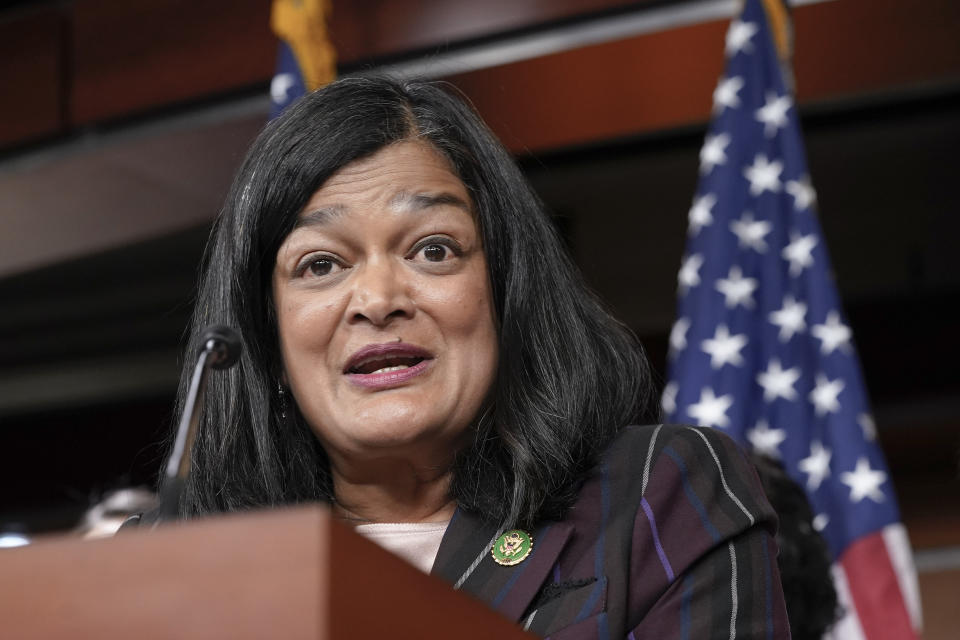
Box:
[412,238,461,264]
[421,244,448,262]
[303,257,341,277]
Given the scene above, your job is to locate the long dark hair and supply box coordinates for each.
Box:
[172,76,658,527]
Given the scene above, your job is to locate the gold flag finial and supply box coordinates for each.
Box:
[759,0,793,62]
[271,0,337,91]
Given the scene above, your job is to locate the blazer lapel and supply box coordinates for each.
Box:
[432,508,574,623]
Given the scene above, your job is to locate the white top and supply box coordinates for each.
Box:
[354,520,450,574]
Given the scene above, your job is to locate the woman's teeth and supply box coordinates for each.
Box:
[371,364,410,374]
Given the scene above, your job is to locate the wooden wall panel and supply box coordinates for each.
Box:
[71,0,275,125]
[792,0,960,101]
[3,0,958,146]
[445,0,960,154]
[0,8,65,147]
[330,0,648,64]
[446,19,725,153]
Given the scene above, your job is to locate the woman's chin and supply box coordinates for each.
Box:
[317,414,460,460]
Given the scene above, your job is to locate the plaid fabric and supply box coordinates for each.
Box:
[432,424,790,639]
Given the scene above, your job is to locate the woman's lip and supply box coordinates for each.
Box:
[345,358,433,389]
[343,342,433,373]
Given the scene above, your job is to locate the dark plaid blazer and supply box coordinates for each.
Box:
[431,424,791,639]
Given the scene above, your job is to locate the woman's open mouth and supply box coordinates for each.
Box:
[344,343,434,388]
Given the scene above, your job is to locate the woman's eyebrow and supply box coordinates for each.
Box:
[294,204,347,229]
[390,191,472,214]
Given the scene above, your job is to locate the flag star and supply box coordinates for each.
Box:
[858,413,877,441]
[661,382,678,415]
[701,324,748,369]
[678,254,704,293]
[715,265,758,309]
[786,176,817,211]
[809,373,845,416]
[699,134,731,175]
[746,420,787,458]
[841,457,887,503]
[712,76,744,113]
[725,19,759,56]
[798,441,832,490]
[768,295,807,341]
[687,387,734,429]
[755,92,793,138]
[270,73,296,104]
[756,358,800,402]
[729,211,772,253]
[743,154,783,196]
[669,317,691,355]
[811,311,852,355]
[812,513,829,532]
[688,193,716,235]
[782,232,818,276]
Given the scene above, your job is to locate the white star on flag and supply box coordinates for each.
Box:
[858,413,877,441]
[701,324,748,369]
[715,265,758,309]
[661,381,678,415]
[755,92,793,138]
[669,317,691,355]
[713,76,744,113]
[746,420,787,458]
[688,194,716,235]
[678,254,703,293]
[786,176,817,211]
[270,73,296,104]
[699,134,731,175]
[809,373,845,416]
[841,457,888,503]
[743,153,783,196]
[798,441,832,490]
[782,232,817,276]
[756,358,800,402]
[768,294,807,341]
[725,19,758,56]
[729,211,772,253]
[687,387,734,429]
[812,513,829,532]
[812,311,852,354]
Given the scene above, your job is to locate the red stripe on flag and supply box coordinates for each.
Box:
[840,532,918,640]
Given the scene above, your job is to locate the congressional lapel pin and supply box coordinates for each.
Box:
[491,529,533,566]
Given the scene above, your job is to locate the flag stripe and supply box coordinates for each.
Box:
[882,524,923,631]
[827,563,867,640]
[841,531,918,640]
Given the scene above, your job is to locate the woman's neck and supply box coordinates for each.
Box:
[329,459,456,524]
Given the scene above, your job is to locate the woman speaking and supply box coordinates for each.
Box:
[168,76,790,638]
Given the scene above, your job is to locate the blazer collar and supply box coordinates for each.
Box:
[432,507,574,622]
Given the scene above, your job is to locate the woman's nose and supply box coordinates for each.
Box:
[346,257,414,326]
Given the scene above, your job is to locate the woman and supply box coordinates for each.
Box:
[170,76,790,638]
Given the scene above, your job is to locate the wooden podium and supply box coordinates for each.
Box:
[0,506,535,639]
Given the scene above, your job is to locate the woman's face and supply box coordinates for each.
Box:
[272,141,498,469]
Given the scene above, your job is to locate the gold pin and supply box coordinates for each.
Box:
[491,529,533,566]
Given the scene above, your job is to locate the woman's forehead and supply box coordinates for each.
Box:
[301,141,470,213]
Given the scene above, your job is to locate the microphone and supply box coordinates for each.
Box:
[155,325,243,522]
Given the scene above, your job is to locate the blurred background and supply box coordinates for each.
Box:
[0,0,957,633]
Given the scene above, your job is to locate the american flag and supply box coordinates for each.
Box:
[268,0,337,119]
[269,39,309,119]
[662,1,921,638]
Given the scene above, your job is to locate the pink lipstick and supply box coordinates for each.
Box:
[344,342,434,389]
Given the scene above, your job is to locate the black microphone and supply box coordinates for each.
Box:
[155,325,243,523]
